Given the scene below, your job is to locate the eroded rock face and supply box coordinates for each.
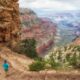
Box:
[0,0,20,46]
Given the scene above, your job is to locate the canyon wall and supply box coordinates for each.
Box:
[20,8,56,54]
[0,0,20,46]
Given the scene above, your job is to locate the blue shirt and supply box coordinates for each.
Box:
[3,63,9,70]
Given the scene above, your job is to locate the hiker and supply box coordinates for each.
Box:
[3,60,9,77]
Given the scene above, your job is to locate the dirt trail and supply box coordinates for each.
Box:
[0,46,33,80]
[0,47,33,71]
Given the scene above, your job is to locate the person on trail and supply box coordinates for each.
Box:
[3,60,9,77]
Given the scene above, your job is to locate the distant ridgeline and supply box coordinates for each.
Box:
[0,0,20,46]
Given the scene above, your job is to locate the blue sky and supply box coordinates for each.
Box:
[19,0,80,11]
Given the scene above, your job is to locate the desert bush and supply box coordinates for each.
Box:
[20,39,38,58]
[29,59,45,71]
[46,53,62,70]
[68,53,77,67]
[11,39,38,58]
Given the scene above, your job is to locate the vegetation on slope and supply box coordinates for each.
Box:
[29,44,80,71]
[45,44,80,69]
[29,58,45,71]
[11,38,38,59]
[20,39,38,58]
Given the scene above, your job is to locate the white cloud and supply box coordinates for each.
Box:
[19,0,78,10]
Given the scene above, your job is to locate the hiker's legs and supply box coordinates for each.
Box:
[4,69,8,77]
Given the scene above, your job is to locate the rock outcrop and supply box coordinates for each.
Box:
[0,0,20,46]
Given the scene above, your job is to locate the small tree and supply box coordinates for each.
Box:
[20,38,38,58]
[29,58,45,71]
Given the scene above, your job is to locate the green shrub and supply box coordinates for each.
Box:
[66,52,80,69]
[48,53,62,70]
[19,39,38,58]
[50,61,61,70]
[69,53,77,66]
[76,46,80,51]
[9,39,38,59]
[29,60,45,71]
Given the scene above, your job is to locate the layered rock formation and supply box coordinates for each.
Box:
[0,0,20,46]
[20,8,57,54]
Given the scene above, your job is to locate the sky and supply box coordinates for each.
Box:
[19,0,80,11]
